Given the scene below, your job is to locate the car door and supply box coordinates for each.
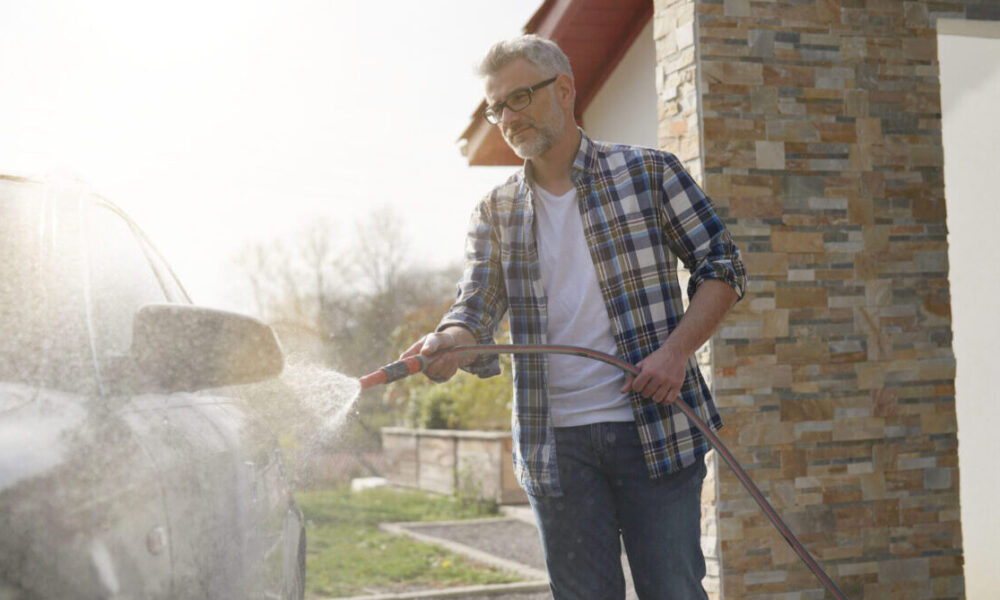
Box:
[82,197,253,597]
[84,196,298,598]
[0,180,174,599]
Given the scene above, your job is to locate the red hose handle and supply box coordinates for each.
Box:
[359,354,428,390]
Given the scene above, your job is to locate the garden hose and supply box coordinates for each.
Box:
[360,344,849,600]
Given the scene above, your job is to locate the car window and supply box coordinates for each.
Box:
[85,203,170,380]
[0,180,97,394]
[129,216,190,304]
[0,180,192,395]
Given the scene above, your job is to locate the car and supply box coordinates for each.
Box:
[0,174,306,599]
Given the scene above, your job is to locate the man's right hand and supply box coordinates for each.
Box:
[400,326,475,384]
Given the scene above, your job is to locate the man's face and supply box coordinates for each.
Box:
[484,58,566,160]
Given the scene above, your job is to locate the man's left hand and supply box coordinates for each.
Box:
[619,344,688,405]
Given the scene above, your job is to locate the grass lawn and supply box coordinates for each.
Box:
[295,486,524,598]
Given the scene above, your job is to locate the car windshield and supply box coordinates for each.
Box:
[0,177,176,395]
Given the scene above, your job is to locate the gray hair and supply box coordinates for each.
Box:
[476,34,574,81]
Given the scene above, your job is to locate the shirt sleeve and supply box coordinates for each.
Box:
[437,196,508,378]
[658,154,747,301]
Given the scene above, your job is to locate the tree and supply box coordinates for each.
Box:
[234,208,469,457]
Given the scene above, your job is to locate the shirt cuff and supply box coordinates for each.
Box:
[687,260,747,302]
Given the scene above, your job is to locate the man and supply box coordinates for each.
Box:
[402,35,746,599]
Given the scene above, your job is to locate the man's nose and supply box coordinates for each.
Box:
[499,105,522,124]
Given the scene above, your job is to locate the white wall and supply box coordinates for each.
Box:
[581,20,658,149]
[938,19,1000,600]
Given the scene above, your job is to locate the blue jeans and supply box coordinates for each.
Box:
[527,422,708,600]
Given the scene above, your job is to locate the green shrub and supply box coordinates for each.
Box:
[414,386,456,429]
[404,355,513,430]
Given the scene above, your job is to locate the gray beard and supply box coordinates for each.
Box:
[507,127,557,159]
[505,110,565,159]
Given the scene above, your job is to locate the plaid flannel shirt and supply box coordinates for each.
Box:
[440,131,746,497]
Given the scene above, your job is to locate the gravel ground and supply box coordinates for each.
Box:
[407,519,546,571]
[391,516,636,600]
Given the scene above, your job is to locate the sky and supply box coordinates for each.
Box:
[0,0,541,312]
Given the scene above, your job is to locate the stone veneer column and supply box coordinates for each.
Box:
[653,1,723,599]
[653,0,1000,598]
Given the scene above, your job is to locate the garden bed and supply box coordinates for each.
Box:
[381,427,527,505]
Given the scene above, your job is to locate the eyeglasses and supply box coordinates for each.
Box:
[483,76,558,125]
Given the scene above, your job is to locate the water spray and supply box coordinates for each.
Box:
[360,344,849,600]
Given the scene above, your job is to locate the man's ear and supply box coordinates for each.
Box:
[554,74,575,108]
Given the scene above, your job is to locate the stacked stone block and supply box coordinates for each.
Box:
[655,0,704,176]
[651,0,999,598]
[654,2,724,598]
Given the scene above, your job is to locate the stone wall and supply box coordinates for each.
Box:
[655,0,704,176]
[653,0,1000,598]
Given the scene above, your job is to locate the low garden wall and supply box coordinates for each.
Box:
[381,427,527,505]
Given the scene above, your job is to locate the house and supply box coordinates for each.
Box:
[459,1,1000,598]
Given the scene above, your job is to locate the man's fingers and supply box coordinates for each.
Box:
[668,385,681,404]
[399,332,460,384]
[636,372,663,398]
[651,382,684,405]
[631,369,650,395]
[422,335,441,355]
[421,331,457,356]
[422,332,461,383]
[427,372,448,383]
[626,362,683,403]
[653,385,674,405]
[400,336,427,359]
[652,387,668,404]
[425,361,458,384]
[619,374,634,394]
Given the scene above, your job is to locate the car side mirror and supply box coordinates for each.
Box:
[129,304,284,392]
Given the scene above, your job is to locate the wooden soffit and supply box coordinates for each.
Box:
[458,0,653,166]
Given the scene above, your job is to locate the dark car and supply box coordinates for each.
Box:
[0,175,305,599]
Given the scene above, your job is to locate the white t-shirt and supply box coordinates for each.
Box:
[532,184,634,427]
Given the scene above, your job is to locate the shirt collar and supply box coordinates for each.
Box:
[570,128,596,177]
[521,127,594,191]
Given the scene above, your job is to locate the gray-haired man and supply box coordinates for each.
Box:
[404,34,746,599]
